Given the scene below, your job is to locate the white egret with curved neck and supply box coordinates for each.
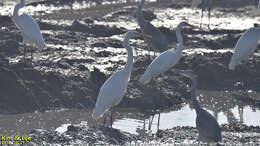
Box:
[178,70,222,145]
[92,31,152,126]
[137,0,168,57]
[229,27,260,70]
[139,21,198,84]
[13,0,46,64]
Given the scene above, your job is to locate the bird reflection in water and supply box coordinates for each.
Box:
[136,112,161,137]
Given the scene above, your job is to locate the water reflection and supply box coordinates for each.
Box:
[0,89,259,136]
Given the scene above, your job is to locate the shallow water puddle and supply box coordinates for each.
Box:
[0,90,259,136]
[114,105,260,134]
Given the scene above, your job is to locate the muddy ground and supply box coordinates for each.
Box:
[0,0,260,145]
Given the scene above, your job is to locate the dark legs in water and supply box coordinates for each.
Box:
[110,108,113,128]
[103,115,107,126]
[23,44,34,66]
[148,114,155,130]
[102,108,114,128]
[157,113,160,131]
[147,113,161,131]
[148,47,152,60]
[148,47,157,60]
[30,50,33,66]
[23,43,27,64]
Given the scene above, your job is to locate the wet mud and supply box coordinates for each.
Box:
[28,123,260,145]
[0,0,260,145]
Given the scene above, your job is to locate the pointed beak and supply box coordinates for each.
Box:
[137,33,152,38]
[188,24,199,29]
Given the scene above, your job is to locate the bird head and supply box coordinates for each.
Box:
[178,21,199,30]
[123,30,152,47]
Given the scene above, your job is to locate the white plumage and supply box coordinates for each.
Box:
[229,27,260,70]
[139,22,197,84]
[14,14,46,49]
[13,0,46,62]
[92,31,151,120]
[139,46,181,84]
[92,70,130,120]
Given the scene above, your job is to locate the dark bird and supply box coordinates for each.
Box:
[137,0,168,58]
[179,70,222,145]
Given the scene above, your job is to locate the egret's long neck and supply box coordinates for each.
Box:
[123,38,134,75]
[137,0,145,29]
[175,26,184,54]
[13,0,24,17]
[191,77,201,112]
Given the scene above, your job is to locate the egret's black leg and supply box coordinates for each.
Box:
[143,118,146,130]
[110,108,113,128]
[24,45,27,64]
[148,47,151,60]
[148,114,154,130]
[103,115,107,127]
[31,49,33,66]
[157,113,160,131]
[153,48,156,58]
[159,80,162,93]
[200,9,204,29]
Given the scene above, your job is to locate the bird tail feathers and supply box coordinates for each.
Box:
[92,108,105,120]
[228,58,237,70]
[139,71,152,84]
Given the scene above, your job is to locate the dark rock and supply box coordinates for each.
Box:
[64,58,95,65]
[78,64,88,71]
[69,20,125,37]
[38,21,64,31]
[84,18,94,24]
[0,16,13,27]
[0,39,20,56]
[91,42,107,48]
[67,125,80,132]
[90,67,106,88]
[95,50,112,57]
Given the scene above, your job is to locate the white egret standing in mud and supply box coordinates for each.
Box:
[13,0,46,64]
[191,0,213,29]
[178,70,222,145]
[137,0,168,57]
[229,27,260,70]
[92,31,152,127]
[139,21,198,84]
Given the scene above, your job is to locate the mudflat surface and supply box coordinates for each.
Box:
[0,0,260,145]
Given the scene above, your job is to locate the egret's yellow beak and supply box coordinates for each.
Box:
[138,33,152,38]
[188,24,199,29]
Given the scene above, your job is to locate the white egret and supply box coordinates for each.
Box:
[229,27,260,70]
[13,0,46,64]
[139,21,198,84]
[92,31,152,126]
[178,70,222,145]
